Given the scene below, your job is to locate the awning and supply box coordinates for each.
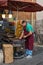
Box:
[0,0,7,6]
[0,0,8,11]
[0,0,43,12]
[8,0,43,12]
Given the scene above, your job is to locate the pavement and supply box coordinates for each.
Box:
[0,43,43,65]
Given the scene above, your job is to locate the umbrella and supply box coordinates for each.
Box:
[8,0,43,12]
[0,0,43,12]
[8,0,43,20]
[0,0,7,7]
[0,0,8,10]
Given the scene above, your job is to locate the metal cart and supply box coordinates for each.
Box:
[10,38,25,59]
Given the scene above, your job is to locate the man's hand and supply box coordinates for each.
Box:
[19,37,22,40]
[19,31,24,39]
[23,36,27,38]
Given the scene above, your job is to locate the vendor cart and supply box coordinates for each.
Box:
[10,38,25,58]
[2,33,25,58]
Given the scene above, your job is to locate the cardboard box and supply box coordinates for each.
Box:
[3,44,13,63]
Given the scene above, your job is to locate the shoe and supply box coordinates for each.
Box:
[29,50,33,56]
[26,55,32,59]
[25,49,29,55]
[25,49,33,56]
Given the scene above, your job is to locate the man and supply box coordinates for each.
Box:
[19,21,34,58]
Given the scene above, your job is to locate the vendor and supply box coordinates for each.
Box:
[19,21,34,58]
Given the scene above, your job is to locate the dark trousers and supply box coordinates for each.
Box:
[25,34,34,50]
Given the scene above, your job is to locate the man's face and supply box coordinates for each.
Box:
[22,22,26,27]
